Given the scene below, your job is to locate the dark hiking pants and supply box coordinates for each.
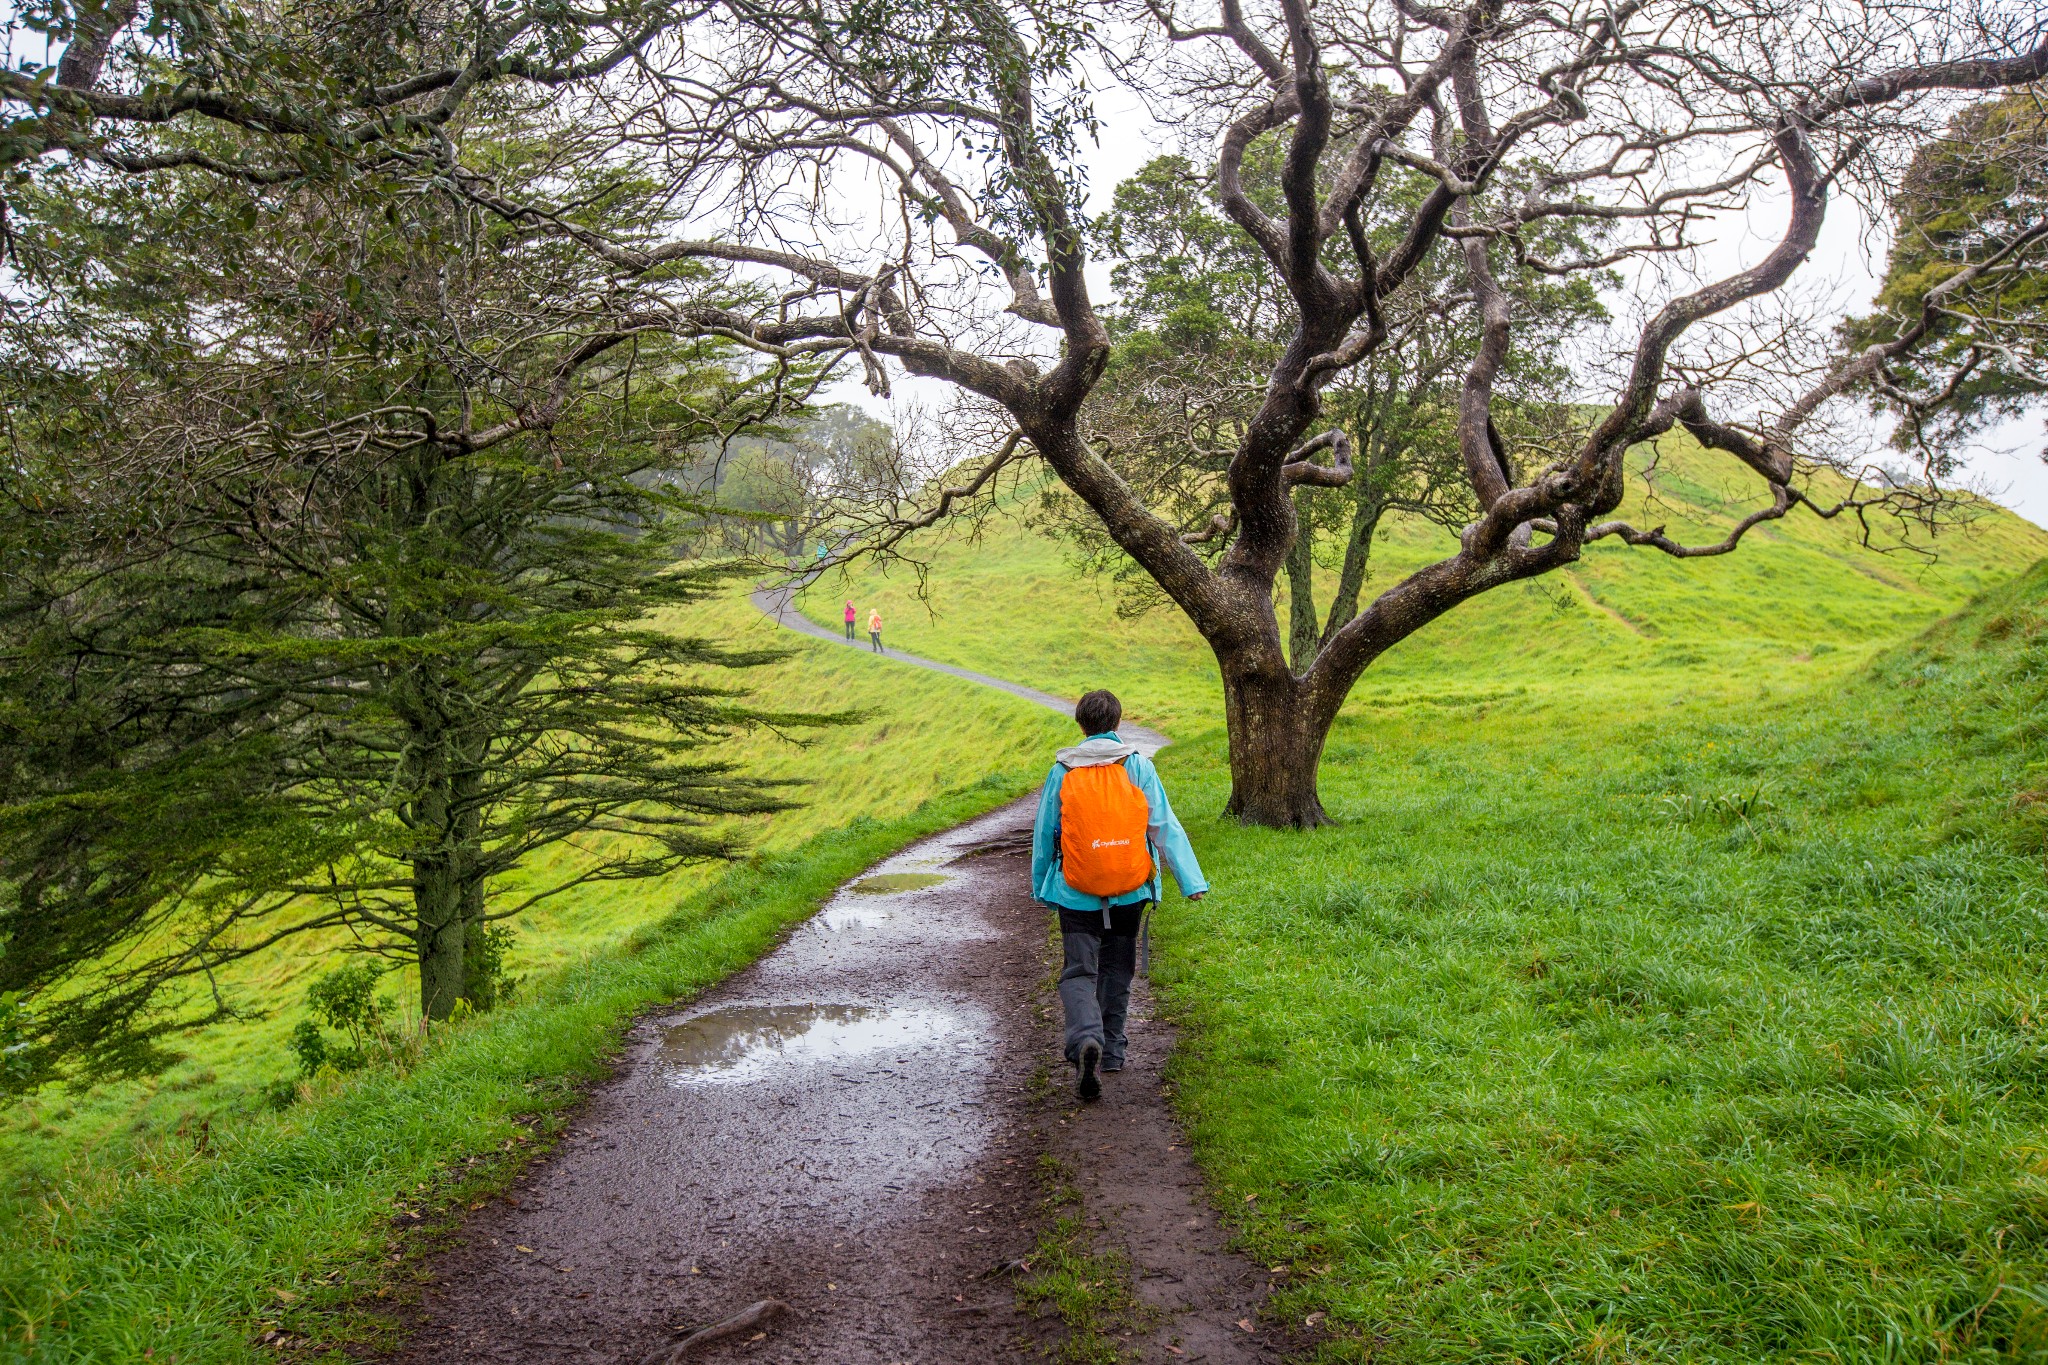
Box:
[844,620,855,639]
[1058,903,1146,1068]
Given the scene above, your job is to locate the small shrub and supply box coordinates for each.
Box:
[286,1019,329,1076]
[0,989,34,1093]
[289,961,393,1076]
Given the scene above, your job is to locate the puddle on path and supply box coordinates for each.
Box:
[852,872,950,895]
[818,902,893,930]
[659,1003,958,1085]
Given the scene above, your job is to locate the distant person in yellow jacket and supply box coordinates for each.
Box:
[867,608,883,652]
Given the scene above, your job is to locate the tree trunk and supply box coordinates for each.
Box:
[1220,665,1334,828]
[459,862,496,1008]
[1284,494,1320,672]
[415,852,466,1021]
[1320,499,1384,647]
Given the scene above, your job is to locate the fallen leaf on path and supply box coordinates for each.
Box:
[1238,1318,1255,1332]
[273,1289,297,1303]
[1306,1312,1327,1327]
[516,1246,535,1254]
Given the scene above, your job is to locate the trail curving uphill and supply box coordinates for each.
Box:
[385,590,1287,1364]
[748,585,1171,750]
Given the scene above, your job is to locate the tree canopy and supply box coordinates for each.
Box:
[1850,92,2048,459]
[1048,152,1607,668]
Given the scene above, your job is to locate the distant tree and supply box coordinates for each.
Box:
[1848,93,2048,458]
[0,111,831,1091]
[707,407,896,561]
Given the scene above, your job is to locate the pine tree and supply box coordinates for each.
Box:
[0,117,835,1089]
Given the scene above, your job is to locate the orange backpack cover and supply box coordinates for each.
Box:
[1059,761,1154,897]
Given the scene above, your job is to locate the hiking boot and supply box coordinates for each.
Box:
[1077,1041,1102,1102]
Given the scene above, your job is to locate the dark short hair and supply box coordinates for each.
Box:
[1074,689,1121,735]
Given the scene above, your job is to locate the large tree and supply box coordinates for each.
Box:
[439,0,2047,827]
[0,100,830,1088]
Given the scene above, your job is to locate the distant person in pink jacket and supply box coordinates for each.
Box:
[844,600,857,641]
[868,608,883,652]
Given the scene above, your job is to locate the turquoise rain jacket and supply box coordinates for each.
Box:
[1030,731,1209,916]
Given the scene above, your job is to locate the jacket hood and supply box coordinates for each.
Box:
[1056,734,1139,768]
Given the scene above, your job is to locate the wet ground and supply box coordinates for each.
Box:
[382,598,1292,1362]
[385,798,1291,1363]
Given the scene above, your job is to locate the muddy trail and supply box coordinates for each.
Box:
[384,605,1293,1364]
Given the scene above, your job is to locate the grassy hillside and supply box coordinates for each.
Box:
[1157,565,2048,1362]
[798,454,2048,1362]
[8,430,2043,1362]
[0,588,1069,1251]
[796,433,2048,734]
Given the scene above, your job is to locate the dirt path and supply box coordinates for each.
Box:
[749,584,1094,722]
[382,596,1288,1363]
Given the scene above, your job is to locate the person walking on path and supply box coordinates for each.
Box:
[844,600,857,641]
[1031,689,1207,1101]
[868,607,884,652]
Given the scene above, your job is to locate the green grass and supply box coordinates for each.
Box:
[0,779,1048,1362]
[0,588,1070,1362]
[1019,1153,1148,1364]
[794,454,2048,1362]
[1152,575,2048,1361]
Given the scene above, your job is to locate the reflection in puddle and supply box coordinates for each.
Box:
[819,901,892,930]
[852,872,950,895]
[659,1004,956,1085]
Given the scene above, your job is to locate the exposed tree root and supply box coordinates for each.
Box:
[637,1298,791,1365]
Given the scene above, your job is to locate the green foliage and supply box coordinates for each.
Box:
[288,962,391,1077]
[0,111,839,1085]
[704,406,897,560]
[1060,151,1608,656]
[285,1021,330,1079]
[1848,94,2048,455]
[306,964,384,1049]
[0,991,31,1092]
[0,585,1071,1240]
[461,925,520,1015]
